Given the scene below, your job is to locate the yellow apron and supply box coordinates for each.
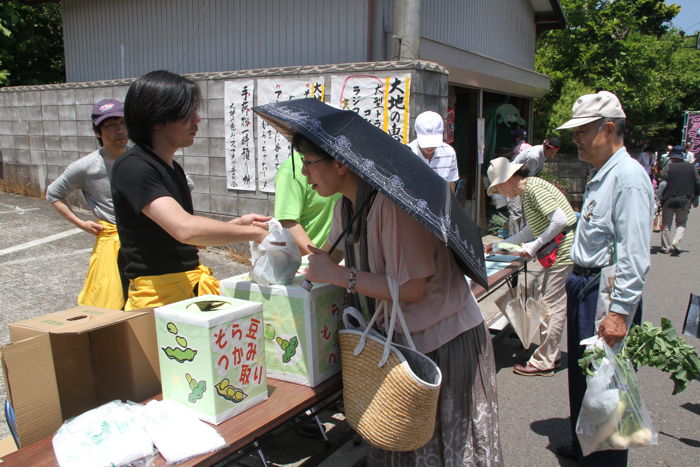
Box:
[78,220,125,310]
[124,264,220,310]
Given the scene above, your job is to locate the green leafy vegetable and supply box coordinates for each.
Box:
[580,318,700,395]
[487,212,509,236]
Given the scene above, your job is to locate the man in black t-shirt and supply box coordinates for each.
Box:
[112,70,269,309]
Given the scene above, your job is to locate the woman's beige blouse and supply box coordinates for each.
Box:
[328,193,483,353]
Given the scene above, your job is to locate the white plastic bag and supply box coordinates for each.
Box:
[139,399,225,463]
[250,218,302,286]
[576,338,658,456]
[52,400,156,467]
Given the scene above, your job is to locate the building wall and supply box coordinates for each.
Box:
[543,157,590,210]
[0,62,447,219]
[62,0,371,82]
[421,0,536,69]
[62,0,539,83]
[383,0,537,69]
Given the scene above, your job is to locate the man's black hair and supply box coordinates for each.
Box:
[92,122,105,147]
[124,70,200,148]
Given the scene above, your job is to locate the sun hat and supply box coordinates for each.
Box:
[414,111,444,149]
[669,145,686,160]
[487,157,524,195]
[91,99,124,126]
[556,91,626,130]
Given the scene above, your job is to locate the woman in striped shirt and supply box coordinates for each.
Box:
[486,157,577,376]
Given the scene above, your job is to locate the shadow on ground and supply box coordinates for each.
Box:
[530,417,579,467]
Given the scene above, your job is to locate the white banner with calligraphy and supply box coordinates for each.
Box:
[329,74,411,144]
[256,77,325,193]
[224,80,256,191]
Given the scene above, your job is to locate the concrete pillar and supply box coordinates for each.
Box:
[392,0,421,60]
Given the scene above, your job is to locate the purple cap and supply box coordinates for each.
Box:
[91,99,124,126]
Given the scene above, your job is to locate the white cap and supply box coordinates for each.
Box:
[487,157,524,195]
[556,91,626,130]
[414,111,444,148]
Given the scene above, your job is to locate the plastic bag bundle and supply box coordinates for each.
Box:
[52,400,156,467]
[576,338,658,456]
[250,218,302,286]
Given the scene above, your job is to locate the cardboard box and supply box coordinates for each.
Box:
[220,272,342,387]
[0,437,18,458]
[0,306,160,448]
[154,295,267,425]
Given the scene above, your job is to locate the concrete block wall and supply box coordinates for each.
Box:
[543,156,591,210]
[0,60,448,219]
[0,84,129,199]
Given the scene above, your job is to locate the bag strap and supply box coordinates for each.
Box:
[534,221,577,258]
[353,276,415,367]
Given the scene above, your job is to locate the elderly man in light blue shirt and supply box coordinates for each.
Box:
[555,91,654,464]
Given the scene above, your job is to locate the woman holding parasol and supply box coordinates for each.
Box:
[255,99,502,466]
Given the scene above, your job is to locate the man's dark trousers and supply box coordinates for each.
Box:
[565,271,641,466]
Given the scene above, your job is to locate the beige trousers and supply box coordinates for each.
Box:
[660,206,689,250]
[528,264,572,370]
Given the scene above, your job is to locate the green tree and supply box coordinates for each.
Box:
[534,0,699,150]
[0,0,64,86]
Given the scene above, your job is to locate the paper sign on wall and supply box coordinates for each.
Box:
[329,74,411,144]
[256,78,325,193]
[224,80,256,191]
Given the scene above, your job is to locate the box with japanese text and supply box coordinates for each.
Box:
[220,273,342,387]
[154,295,267,425]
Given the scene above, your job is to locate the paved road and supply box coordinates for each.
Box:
[1,191,698,466]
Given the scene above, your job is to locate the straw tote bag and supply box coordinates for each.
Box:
[339,276,442,452]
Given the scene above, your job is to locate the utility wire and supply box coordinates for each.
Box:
[176,0,212,73]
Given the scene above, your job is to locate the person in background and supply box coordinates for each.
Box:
[685,142,695,164]
[555,90,653,464]
[408,111,459,192]
[636,145,656,178]
[511,127,532,158]
[111,70,269,310]
[297,132,502,466]
[656,144,674,172]
[486,157,577,377]
[507,137,561,235]
[512,137,561,176]
[46,99,128,310]
[657,145,700,254]
[274,150,341,255]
